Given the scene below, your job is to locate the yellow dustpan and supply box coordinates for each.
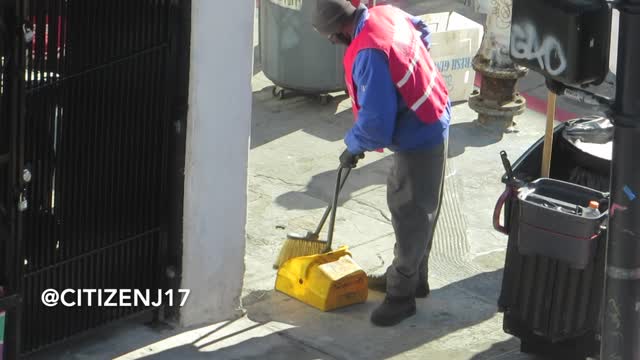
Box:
[275,246,368,311]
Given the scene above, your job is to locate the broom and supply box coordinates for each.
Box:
[273,165,351,269]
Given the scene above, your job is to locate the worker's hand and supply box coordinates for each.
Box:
[339,149,365,168]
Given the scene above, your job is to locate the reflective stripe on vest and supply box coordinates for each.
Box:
[411,68,438,112]
[396,38,421,88]
[395,37,439,113]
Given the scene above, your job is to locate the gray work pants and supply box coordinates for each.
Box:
[385,139,447,297]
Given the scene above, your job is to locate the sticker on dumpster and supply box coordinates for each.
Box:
[269,0,302,10]
[611,203,628,217]
[624,185,637,201]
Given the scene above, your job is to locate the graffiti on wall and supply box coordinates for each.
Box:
[510,21,567,77]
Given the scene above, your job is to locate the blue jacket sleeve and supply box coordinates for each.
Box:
[344,49,398,154]
[409,15,432,50]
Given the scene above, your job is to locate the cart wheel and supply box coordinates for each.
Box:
[319,94,330,105]
[272,86,285,100]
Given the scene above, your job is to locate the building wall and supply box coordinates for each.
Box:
[179,0,254,326]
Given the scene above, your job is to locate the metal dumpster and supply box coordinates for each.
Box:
[259,0,347,97]
[494,117,612,359]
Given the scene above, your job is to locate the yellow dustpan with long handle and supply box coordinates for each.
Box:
[275,166,368,311]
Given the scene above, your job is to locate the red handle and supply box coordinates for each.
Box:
[494,188,513,235]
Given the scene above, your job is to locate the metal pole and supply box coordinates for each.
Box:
[601,1,640,359]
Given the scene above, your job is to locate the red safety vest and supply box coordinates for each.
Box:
[344,6,449,124]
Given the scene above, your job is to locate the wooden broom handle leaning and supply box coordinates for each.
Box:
[541,91,557,178]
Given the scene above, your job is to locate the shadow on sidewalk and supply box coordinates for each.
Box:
[274,156,393,211]
[250,86,351,150]
[143,270,511,359]
[448,121,504,158]
[468,338,545,360]
[273,119,502,211]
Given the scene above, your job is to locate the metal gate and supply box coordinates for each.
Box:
[0,0,190,356]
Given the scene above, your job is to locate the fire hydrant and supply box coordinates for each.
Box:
[467,0,527,132]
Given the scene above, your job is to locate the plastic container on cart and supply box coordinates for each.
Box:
[516,178,608,269]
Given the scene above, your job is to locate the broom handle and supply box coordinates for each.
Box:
[541,90,557,178]
[325,166,349,252]
[312,166,351,236]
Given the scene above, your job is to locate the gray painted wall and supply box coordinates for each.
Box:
[180,0,254,326]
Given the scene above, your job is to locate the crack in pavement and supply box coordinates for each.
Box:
[349,232,396,250]
[252,173,307,188]
[348,184,386,198]
[349,198,392,224]
[275,331,342,360]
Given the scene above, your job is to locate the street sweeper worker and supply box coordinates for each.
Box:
[312,0,450,327]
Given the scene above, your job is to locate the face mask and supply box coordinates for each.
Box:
[328,32,352,46]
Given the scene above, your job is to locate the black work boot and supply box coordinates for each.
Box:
[370,295,416,327]
[415,281,430,298]
[367,274,430,298]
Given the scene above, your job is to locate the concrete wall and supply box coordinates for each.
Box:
[180,0,254,327]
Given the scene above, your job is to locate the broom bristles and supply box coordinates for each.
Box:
[273,238,328,269]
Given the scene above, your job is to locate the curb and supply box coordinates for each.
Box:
[473,73,579,122]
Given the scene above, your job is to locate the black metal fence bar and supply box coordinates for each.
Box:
[13,0,182,354]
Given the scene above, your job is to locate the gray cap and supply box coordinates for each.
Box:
[312,0,357,35]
